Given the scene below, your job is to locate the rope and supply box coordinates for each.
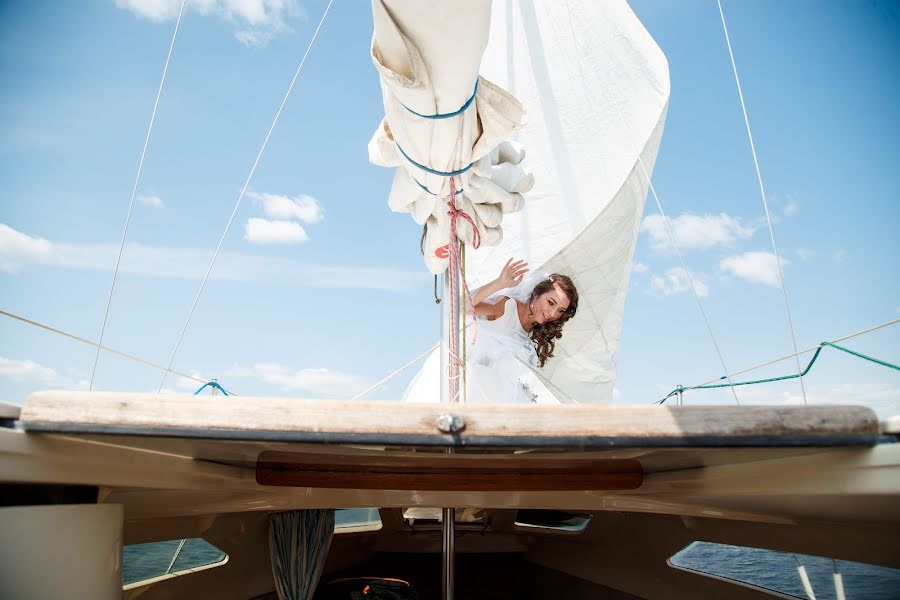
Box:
[157,0,334,393]
[794,555,818,600]
[194,380,230,396]
[831,559,846,600]
[1,309,236,395]
[660,347,824,402]
[658,320,899,403]
[461,244,468,404]
[447,183,461,404]
[821,341,899,371]
[596,52,740,405]
[400,79,479,120]
[90,0,187,391]
[415,177,463,197]
[675,318,899,393]
[350,343,439,401]
[716,0,807,406]
[447,177,479,346]
[395,143,475,178]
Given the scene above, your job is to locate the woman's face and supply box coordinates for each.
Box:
[532,283,571,324]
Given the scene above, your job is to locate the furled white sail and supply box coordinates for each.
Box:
[368,0,535,274]
[378,0,670,405]
[465,0,671,404]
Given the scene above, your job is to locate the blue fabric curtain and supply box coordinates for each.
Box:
[269,509,335,600]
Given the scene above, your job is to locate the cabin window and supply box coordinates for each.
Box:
[401,508,491,532]
[513,509,592,533]
[123,538,227,589]
[403,507,488,524]
[669,541,900,599]
[334,508,382,533]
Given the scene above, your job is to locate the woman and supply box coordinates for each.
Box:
[403,258,579,404]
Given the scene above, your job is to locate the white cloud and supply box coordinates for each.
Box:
[0,357,64,385]
[250,192,324,224]
[734,383,900,421]
[797,248,815,261]
[0,223,58,274]
[0,223,420,291]
[227,363,371,398]
[641,213,755,253]
[115,0,182,21]
[833,249,848,263]
[244,217,309,244]
[174,371,208,393]
[650,267,709,298]
[720,251,788,287]
[632,262,649,273]
[116,0,303,47]
[774,193,798,219]
[138,194,164,209]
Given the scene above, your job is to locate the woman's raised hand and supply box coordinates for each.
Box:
[497,258,529,289]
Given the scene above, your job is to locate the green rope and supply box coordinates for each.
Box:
[821,341,900,371]
[659,342,898,404]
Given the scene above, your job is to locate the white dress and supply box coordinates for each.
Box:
[403,298,543,404]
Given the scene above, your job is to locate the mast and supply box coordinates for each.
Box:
[439,240,461,600]
[439,246,462,405]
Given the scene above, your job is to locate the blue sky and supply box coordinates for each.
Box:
[1,0,898,416]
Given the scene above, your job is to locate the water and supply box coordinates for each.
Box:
[123,538,225,585]
[121,509,381,586]
[673,542,900,599]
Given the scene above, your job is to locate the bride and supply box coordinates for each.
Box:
[403,259,579,404]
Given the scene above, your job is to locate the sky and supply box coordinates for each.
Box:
[1,0,898,417]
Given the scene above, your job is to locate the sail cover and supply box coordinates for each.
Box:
[467,0,671,404]
[368,0,534,274]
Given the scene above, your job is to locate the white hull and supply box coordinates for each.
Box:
[2,393,898,599]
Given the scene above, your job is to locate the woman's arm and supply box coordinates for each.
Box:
[470,258,528,319]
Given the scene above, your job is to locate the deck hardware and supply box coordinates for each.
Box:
[436,413,465,433]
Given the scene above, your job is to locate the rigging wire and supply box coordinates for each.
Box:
[657,317,899,404]
[157,0,334,393]
[350,343,439,401]
[716,0,808,406]
[658,341,898,403]
[1,309,236,395]
[90,0,188,391]
[594,55,741,405]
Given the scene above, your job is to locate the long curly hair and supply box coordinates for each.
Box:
[528,274,579,367]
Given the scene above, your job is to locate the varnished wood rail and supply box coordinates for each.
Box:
[256,451,643,491]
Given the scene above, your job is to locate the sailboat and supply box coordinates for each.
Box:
[1,1,898,599]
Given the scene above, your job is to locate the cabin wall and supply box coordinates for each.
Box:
[124,512,272,600]
[524,510,900,600]
[96,504,900,600]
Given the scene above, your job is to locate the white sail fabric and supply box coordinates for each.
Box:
[368,0,534,274]
[460,0,671,404]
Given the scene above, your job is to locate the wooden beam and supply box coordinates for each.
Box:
[20,391,882,447]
